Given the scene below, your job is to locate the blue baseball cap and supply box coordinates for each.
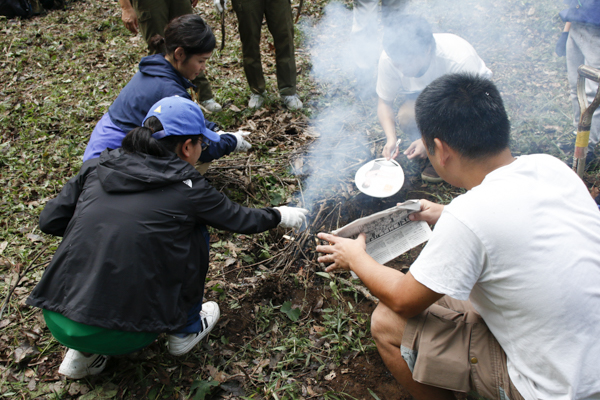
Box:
[143,96,220,143]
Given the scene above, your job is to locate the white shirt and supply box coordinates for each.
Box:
[410,154,600,400]
[376,33,492,102]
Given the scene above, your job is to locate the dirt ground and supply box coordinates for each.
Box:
[1,0,599,399]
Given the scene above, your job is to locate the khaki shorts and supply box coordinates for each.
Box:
[401,297,524,400]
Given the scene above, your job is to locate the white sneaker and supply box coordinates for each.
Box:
[282,94,303,110]
[248,93,264,109]
[201,99,222,113]
[167,301,220,356]
[58,349,108,379]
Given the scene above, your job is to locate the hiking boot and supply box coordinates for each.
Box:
[248,93,264,109]
[201,99,222,113]
[282,94,303,110]
[167,302,220,356]
[58,349,108,379]
[421,163,443,183]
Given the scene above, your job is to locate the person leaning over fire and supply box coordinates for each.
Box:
[318,74,600,400]
[377,15,492,183]
[83,14,249,173]
[26,96,308,380]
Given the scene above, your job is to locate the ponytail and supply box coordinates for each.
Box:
[148,34,167,55]
[122,127,170,157]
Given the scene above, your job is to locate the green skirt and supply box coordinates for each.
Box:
[43,310,158,355]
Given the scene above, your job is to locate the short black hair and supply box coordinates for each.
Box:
[382,15,434,61]
[415,73,510,159]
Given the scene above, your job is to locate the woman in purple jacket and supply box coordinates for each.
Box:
[83,14,250,165]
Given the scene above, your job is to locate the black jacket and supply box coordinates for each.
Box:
[27,149,280,332]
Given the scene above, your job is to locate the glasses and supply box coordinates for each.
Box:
[200,137,211,151]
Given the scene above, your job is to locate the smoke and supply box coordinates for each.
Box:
[295,2,377,211]
[295,0,564,212]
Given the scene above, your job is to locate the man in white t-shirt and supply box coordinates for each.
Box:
[318,74,600,400]
[377,16,492,182]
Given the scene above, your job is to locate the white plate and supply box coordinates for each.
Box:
[354,158,405,198]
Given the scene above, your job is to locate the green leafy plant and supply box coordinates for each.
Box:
[280,301,301,322]
[189,379,219,400]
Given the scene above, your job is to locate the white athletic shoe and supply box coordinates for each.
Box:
[282,94,303,110]
[248,93,264,109]
[167,301,220,356]
[201,99,222,113]
[58,349,108,379]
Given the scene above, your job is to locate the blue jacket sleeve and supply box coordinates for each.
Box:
[205,120,221,132]
[199,133,238,162]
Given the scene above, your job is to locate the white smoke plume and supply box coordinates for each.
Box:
[296,0,564,213]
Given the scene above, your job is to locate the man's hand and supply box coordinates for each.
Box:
[316,232,367,272]
[120,1,139,34]
[403,138,427,160]
[382,138,399,160]
[408,199,444,225]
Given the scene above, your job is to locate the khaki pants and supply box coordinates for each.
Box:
[401,297,524,400]
[131,0,214,101]
[231,0,296,96]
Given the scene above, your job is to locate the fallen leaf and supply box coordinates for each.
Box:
[68,382,89,396]
[26,233,44,243]
[312,325,326,334]
[224,258,236,267]
[206,365,229,383]
[324,371,336,381]
[13,343,39,363]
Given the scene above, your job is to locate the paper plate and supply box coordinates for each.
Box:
[354,158,405,198]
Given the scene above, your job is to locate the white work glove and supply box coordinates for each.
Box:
[275,206,308,230]
[214,0,227,13]
[221,130,252,152]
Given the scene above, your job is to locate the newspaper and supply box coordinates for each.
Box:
[332,200,432,266]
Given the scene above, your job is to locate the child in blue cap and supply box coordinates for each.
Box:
[27,96,307,379]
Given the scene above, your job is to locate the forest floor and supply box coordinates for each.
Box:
[0,0,598,399]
